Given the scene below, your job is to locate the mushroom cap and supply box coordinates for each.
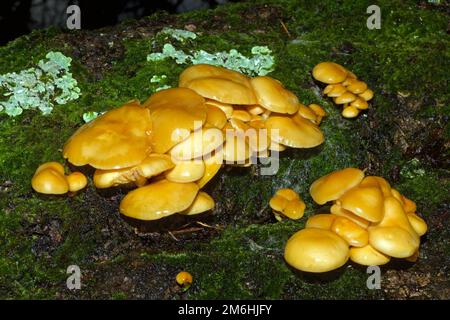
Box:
[407,213,428,236]
[359,89,374,101]
[66,172,88,192]
[266,115,324,148]
[350,98,369,110]
[359,176,391,197]
[231,109,252,122]
[283,198,306,220]
[275,188,299,201]
[325,84,347,97]
[206,104,227,129]
[401,195,417,213]
[181,191,215,215]
[334,92,357,104]
[143,88,207,154]
[338,186,384,223]
[32,168,69,194]
[297,104,317,121]
[368,196,420,258]
[93,154,174,188]
[196,149,223,188]
[247,105,265,115]
[251,76,300,114]
[35,162,65,176]
[312,62,348,84]
[119,179,199,220]
[306,214,337,229]
[346,80,368,94]
[179,64,256,105]
[342,106,360,118]
[269,140,287,152]
[269,194,288,212]
[205,100,234,119]
[165,159,205,183]
[284,228,350,273]
[330,204,371,229]
[63,102,152,169]
[369,226,419,258]
[331,216,369,247]
[310,168,365,205]
[176,271,193,286]
[349,244,390,266]
[169,127,224,161]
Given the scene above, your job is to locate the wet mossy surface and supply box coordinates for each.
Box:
[0,0,449,299]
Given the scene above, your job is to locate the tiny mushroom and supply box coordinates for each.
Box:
[66,172,88,192]
[269,188,306,221]
[32,162,69,195]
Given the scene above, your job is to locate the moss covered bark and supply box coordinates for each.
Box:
[0,0,448,299]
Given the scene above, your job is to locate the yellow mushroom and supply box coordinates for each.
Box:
[181,191,215,215]
[330,216,369,247]
[32,163,69,195]
[119,179,199,221]
[231,109,252,122]
[284,228,350,273]
[330,203,371,229]
[309,168,365,205]
[337,186,384,223]
[345,80,368,94]
[341,105,360,118]
[407,213,428,236]
[206,104,228,129]
[196,149,223,188]
[305,213,337,230]
[359,89,374,101]
[250,76,300,114]
[334,92,357,105]
[349,244,390,266]
[165,159,205,183]
[269,188,305,220]
[66,172,88,192]
[312,62,348,84]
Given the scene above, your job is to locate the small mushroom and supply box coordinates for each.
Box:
[337,186,384,223]
[349,244,390,266]
[305,213,337,230]
[269,188,306,220]
[312,62,348,84]
[309,168,365,205]
[358,89,374,101]
[284,228,350,273]
[205,99,234,119]
[246,105,265,115]
[176,271,193,288]
[330,216,369,247]
[66,172,88,192]
[165,159,205,183]
[231,109,252,122]
[406,213,428,236]
[181,191,215,215]
[32,163,69,194]
[265,115,324,148]
[350,98,369,110]
[251,76,300,114]
[346,80,368,94]
[119,179,199,221]
[196,149,223,188]
[330,203,371,229]
[334,92,357,105]
[206,104,228,129]
[359,176,391,197]
[169,127,224,160]
[341,105,360,118]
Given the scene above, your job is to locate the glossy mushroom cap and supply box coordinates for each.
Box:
[32,164,69,195]
[182,191,215,215]
[337,186,384,223]
[284,228,350,273]
[349,244,390,266]
[93,154,174,188]
[331,216,369,247]
[196,149,223,188]
[119,179,199,221]
[63,101,152,169]
[165,159,205,183]
[407,213,427,236]
[250,76,300,114]
[143,88,207,154]
[179,64,256,105]
[310,168,365,205]
[305,213,336,230]
[66,172,88,192]
[265,115,324,148]
[269,188,306,220]
[312,62,348,84]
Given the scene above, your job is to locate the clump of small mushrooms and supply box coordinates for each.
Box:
[312,62,374,118]
[284,168,427,273]
[32,64,326,222]
[32,162,87,194]
[269,188,306,221]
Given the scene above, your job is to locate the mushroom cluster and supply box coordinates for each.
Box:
[312,62,374,118]
[32,162,87,194]
[269,188,306,221]
[284,168,427,273]
[32,64,326,222]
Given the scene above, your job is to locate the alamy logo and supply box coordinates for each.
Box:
[66,265,81,290]
[66,5,81,30]
[366,266,381,289]
[366,5,381,30]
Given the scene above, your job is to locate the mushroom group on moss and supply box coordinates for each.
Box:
[284,168,427,273]
[32,162,87,194]
[32,64,326,223]
[269,188,306,221]
[312,62,374,118]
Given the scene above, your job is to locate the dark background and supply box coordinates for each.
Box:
[0,0,234,45]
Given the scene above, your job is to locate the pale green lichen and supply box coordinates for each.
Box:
[0,52,80,117]
[155,85,172,91]
[147,43,275,76]
[150,74,167,83]
[159,27,197,42]
[0,51,80,117]
[82,111,101,123]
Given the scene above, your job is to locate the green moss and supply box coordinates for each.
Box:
[0,0,448,299]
